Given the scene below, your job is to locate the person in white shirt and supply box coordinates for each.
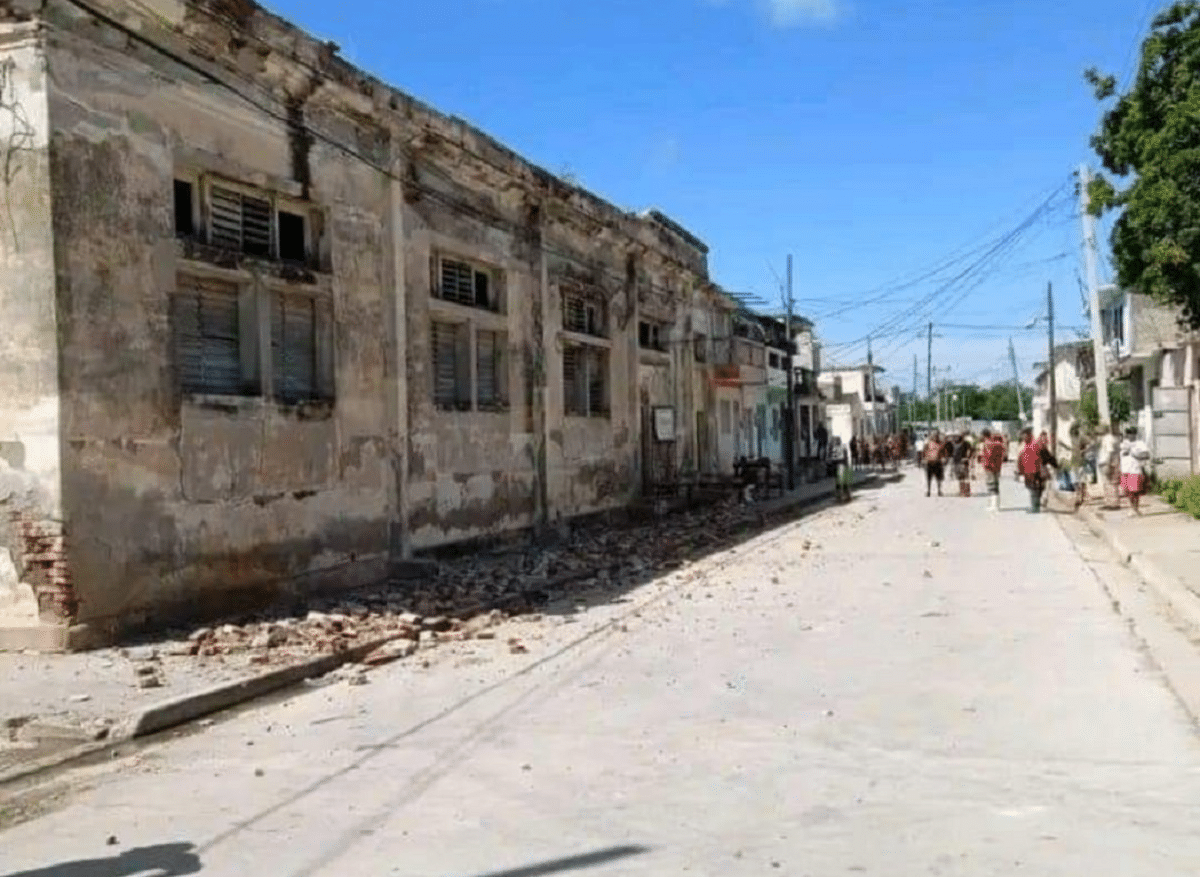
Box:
[1098,423,1121,509]
[1119,427,1151,515]
[832,437,852,502]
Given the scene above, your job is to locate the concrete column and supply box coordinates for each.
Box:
[386,152,411,559]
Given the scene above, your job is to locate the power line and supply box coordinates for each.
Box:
[825,182,1072,356]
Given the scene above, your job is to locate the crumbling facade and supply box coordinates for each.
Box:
[0,0,729,649]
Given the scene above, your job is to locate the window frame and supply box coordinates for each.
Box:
[563,340,609,418]
[562,286,607,338]
[428,316,511,414]
[170,265,335,410]
[175,172,321,270]
[638,319,668,353]
[433,254,502,313]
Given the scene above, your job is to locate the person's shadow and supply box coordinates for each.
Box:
[0,842,202,877]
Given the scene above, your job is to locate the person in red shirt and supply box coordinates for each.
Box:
[1017,428,1059,513]
[980,429,1006,512]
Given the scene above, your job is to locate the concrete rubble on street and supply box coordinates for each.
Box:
[1,474,875,775]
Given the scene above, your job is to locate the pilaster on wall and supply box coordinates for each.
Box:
[0,23,71,650]
[386,147,411,560]
[529,202,551,534]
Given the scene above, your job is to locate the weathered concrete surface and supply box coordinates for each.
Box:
[0,22,68,648]
[5,474,1200,873]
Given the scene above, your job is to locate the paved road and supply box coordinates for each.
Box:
[5,472,1200,876]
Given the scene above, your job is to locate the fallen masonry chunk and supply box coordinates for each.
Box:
[422,616,452,632]
[134,664,158,677]
[137,674,163,689]
[189,627,213,642]
[362,640,418,666]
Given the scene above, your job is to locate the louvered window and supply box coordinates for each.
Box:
[271,293,318,403]
[476,330,507,410]
[563,291,604,337]
[437,258,494,310]
[564,343,608,417]
[173,275,245,396]
[432,321,470,410]
[210,185,273,257]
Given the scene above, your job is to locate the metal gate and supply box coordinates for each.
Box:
[1152,386,1194,478]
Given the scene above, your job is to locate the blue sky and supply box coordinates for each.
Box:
[268,0,1157,392]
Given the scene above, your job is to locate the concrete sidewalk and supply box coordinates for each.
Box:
[1056,484,1200,632]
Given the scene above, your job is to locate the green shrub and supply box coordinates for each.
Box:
[1157,474,1200,518]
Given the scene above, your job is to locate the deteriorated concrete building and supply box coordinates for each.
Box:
[0,0,745,649]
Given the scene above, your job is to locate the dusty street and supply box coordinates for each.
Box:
[4,473,1200,876]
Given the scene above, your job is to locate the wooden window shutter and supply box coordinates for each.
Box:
[271,293,317,403]
[476,330,505,409]
[173,275,243,396]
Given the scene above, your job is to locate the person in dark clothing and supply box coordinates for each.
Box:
[814,423,829,461]
[952,434,972,496]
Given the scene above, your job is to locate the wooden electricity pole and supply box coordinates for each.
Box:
[1047,281,1057,454]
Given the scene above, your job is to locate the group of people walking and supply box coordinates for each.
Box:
[918,429,1009,509]
[920,422,1153,515]
[847,433,908,470]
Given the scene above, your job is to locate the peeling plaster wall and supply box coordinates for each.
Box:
[403,184,539,546]
[8,0,723,643]
[0,23,65,636]
[41,2,392,640]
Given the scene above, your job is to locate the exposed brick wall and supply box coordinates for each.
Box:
[8,512,76,622]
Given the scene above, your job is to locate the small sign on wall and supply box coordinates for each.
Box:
[653,406,676,442]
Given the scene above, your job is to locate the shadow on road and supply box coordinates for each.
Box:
[455,845,650,877]
[0,843,202,877]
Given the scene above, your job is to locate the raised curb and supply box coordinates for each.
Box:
[1069,495,1200,635]
[0,631,407,789]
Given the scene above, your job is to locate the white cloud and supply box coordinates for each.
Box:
[762,0,840,26]
[707,0,842,26]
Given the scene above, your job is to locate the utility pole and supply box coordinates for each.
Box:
[784,254,796,491]
[912,354,918,429]
[1047,281,1057,455]
[866,335,875,437]
[927,322,933,428]
[1080,165,1112,431]
[1008,337,1027,422]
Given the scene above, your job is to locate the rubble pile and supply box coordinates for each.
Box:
[148,496,786,667]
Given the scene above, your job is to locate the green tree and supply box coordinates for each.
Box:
[1085,2,1200,329]
[1079,380,1133,431]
